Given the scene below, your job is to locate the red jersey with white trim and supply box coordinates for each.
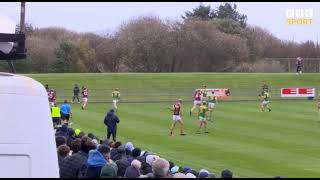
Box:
[82,89,88,98]
[48,91,56,102]
[194,91,202,101]
[173,103,181,115]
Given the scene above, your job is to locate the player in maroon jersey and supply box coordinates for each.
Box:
[81,86,89,110]
[190,89,202,116]
[168,99,186,136]
[48,90,56,107]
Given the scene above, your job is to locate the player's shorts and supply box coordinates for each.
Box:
[49,102,55,106]
[61,113,70,121]
[82,97,88,103]
[262,100,269,105]
[194,100,201,106]
[113,99,119,103]
[172,115,182,122]
[208,102,215,109]
[199,116,206,122]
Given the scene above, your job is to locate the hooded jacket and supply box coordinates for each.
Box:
[104,111,120,133]
[84,149,107,178]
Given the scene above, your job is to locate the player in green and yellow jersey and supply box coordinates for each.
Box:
[112,88,121,111]
[260,91,271,112]
[202,85,208,101]
[197,101,209,134]
[207,92,217,121]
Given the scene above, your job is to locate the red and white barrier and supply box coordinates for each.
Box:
[281,87,315,97]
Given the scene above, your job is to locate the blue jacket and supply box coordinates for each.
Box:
[84,149,107,178]
[104,112,120,133]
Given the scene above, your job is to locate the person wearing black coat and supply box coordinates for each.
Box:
[104,109,120,142]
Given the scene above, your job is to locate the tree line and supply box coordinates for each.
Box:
[1,3,320,73]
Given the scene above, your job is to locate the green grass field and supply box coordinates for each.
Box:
[27,73,320,178]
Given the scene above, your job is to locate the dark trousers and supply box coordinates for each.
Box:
[72,94,80,102]
[296,66,302,72]
[107,130,117,142]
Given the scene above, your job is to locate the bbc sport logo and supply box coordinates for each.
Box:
[286,8,313,25]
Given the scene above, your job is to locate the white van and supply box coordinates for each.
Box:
[0,72,59,177]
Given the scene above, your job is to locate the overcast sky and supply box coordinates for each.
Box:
[0,2,319,43]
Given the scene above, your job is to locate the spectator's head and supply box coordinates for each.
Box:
[70,138,81,154]
[136,156,146,164]
[64,99,68,104]
[75,84,78,87]
[152,158,170,178]
[102,138,109,147]
[110,109,115,113]
[114,141,122,148]
[109,141,115,148]
[125,142,134,152]
[132,148,141,158]
[57,144,70,157]
[198,169,214,178]
[146,155,159,166]
[186,173,196,178]
[98,144,111,160]
[74,129,81,137]
[173,173,187,178]
[80,136,96,153]
[182,166,192,174]
[131,159,142,169]
[77,131,85,139]
[170,166,179,174]
[100,163,118,178]
[221,169,233,178]
[55,136,66,148]
[117,144,126,154]
[169,161,175,170]
[53,102,58,107]
[87,133,95,139]
[68,128,75,137]
[124,166,140,178]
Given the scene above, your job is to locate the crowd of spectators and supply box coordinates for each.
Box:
[55,124,236,178]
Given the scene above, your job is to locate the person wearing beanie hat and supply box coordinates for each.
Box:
[100,162,118,178]
[170,166,179,174]
[221,169,233,178]
[189,169,199,177]
[182,166,192,174]
[198,171,210,178]
[74,128,81,137]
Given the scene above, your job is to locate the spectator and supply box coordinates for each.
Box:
[110,141,122,159]
[112,144,126,161]
[59,136,96,178]
[198,169,214,178]
[55,136,66,148]
[221,169,233,178]
[115,145,130,177]
[51,103,61,129]
[104,109,120,142]
[189,169,199,177]
[67,128,76,147]
[146,154,159,166]
[124,159,141,178]
[152,158,171,178]
[55,124,68,137]
[57,144,70,168]
[74,128,81,137]
[100,162,118,178]
[138,155,152,175]
[125,142,134,157]
[85,144,111,178]
[70,138,81,154]
[127,147,141,164]
[77,131,85,139]
[87,133,95,140]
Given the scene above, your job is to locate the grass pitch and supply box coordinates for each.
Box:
[27,73,320,178]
